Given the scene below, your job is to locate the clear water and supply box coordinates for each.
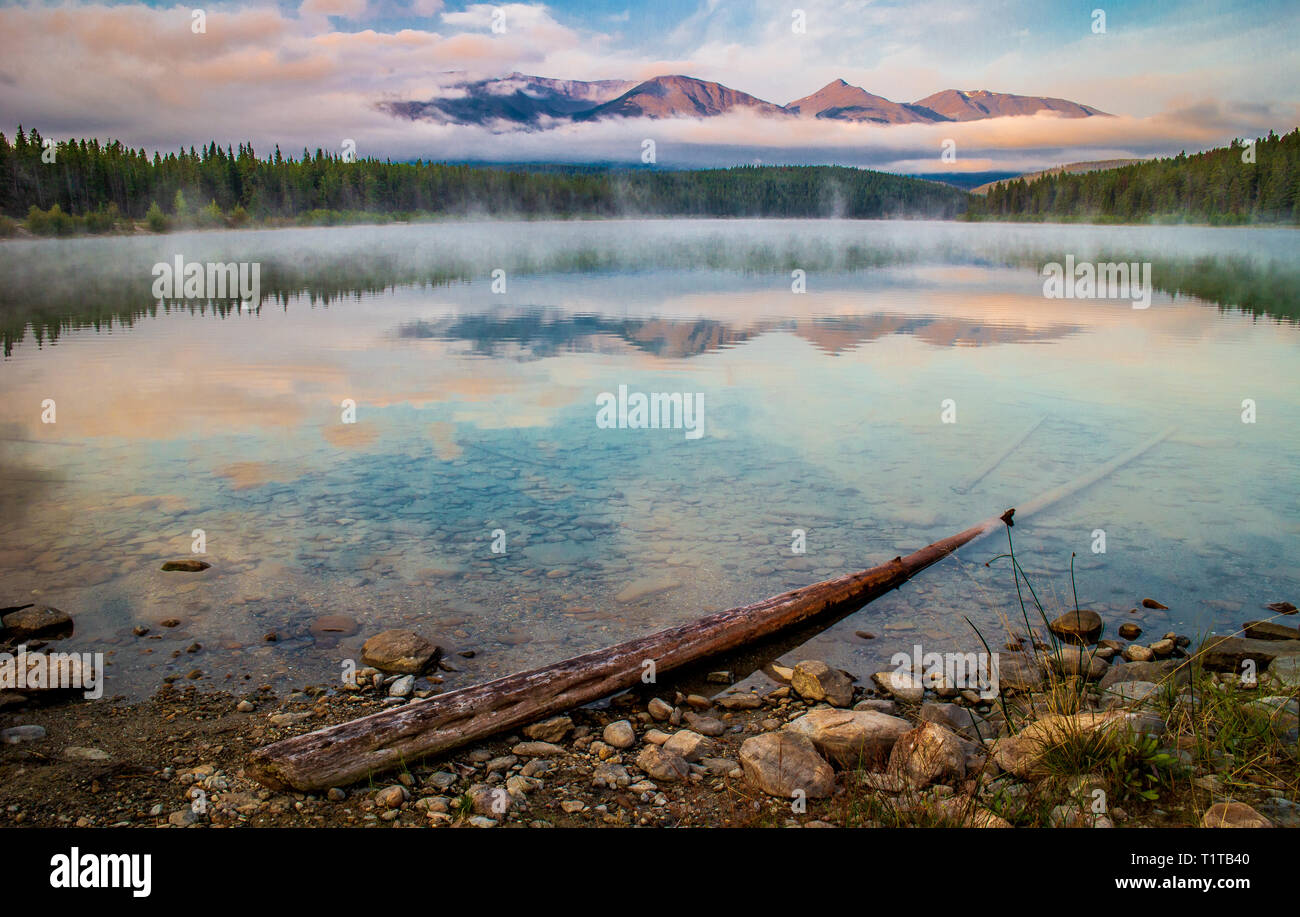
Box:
[1,220,1297,697]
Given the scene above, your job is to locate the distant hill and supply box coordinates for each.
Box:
[971,159,1146,194]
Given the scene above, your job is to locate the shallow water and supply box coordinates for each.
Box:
[1,219,1297,697]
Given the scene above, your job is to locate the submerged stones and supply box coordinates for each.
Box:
[360,629,439,675]
[161,560,211,572]
[1048,609,1103,645]
[1,604,73,641]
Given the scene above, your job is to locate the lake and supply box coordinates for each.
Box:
[1,219,1297,698]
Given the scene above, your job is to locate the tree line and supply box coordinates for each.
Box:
[969,129,1300,224]
[0,127,967,234]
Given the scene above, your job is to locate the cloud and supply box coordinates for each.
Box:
[0,1,1295,173]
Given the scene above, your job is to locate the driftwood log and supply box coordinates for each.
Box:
[247,426,1175,791]
[247,511,1010,791]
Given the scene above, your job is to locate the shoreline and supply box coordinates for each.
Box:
[3,603,1296,829]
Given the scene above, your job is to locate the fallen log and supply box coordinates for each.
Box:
[247,510,1011,791]
[247,427,1176,791]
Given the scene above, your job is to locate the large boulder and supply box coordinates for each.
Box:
[887,721,966,788]
[1265,656,1300,690]
[920,702,997,742]
[1,605,73,641]
[791,660,854,707]
[1048,609,1103,645]
[1202,801,1273,828]
[785,707,911,767]
[739,732,835,799]
[992,712,1127,780]
[1047,646,1110,681]
[360,629,439,674]
[635,745,689,782]
[1098,659,1188,690]
[1195,635,1300,672]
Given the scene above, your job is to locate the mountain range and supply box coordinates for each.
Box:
[384,73,1109,126]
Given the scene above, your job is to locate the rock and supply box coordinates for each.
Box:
[161,559,210,572]
[739,732,835,799]
[1047,647,1110,681]
[716,693,762,710]
[992,712,1126,779]
[602,720,636,749]
[920,702,996,742]
[592,762,631,789]
[1148,638,1175,657]
[63,746,110,762]
[683,712,725,736]
[1099,659,1188,690]
[467,815,498,828]
[699,757,739,776]
[615,575,680,604]
[236,700,255,712]
[1118,623,1142,640]
[1,605,72,641]
[995,654,1044,693]
[1195,635,1300,671]
[887,722,966,788]
[168,808,199,826]
[309,614,358,639]
[485,755,517,773]
[387,674,415,697]
[360,629,439,675]
[1122,644,1154,662]
[470,785,512,816]
[1265,656,1300,690]
[1242,620,1300,641]
[1265,601,1297,615]
[871,670,925,703]
[786,707,911,767]
[854,698,898,715]
[791,660,854,707]
[375,785,407,809]
[523,715,573,743]
[1141,598,1169,609]
[1048,609,1103,645]
[269,712,311,727]
[512,741,565,757]
[1,725,46,744]
[643,729,671,745]
[635,745,690,781]
[662,729,718,762]
[560,800,584,814]
[1050,803,1112,828]
[1201,801,1273,828]
[1101,680,1160,709]
[647,698,673,721]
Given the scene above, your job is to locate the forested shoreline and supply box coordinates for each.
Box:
[969,129,1299,225]
[0,127,966,235]
[2,126,1298,236]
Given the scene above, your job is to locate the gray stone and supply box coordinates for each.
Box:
[361,629,439,675]
[792,660,854,707]
[1,605,73,641]
[887,722,966,788]
[602,720,636,749]
[739,732,835,799]
[785,706,911,767]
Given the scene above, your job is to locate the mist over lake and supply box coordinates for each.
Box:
[1,219,1296,698]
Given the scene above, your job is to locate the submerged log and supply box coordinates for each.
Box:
[247,511,1010,791]
[247,427,1175,791]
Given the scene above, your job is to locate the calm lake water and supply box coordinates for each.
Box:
[1,219,1297,698]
